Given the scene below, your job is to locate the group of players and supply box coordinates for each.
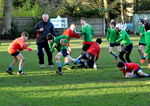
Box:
[5,16,150,78]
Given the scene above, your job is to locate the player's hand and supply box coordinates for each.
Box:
[39,28,44,32]
[53,43,57,47]
[26,43,31,47]
[26,48,32,51]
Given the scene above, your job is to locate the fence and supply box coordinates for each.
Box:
[0,17,105,38]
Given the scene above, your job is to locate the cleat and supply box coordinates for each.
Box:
[63,65,71,70]
[139,59,146,63]
[6,68,13,75]
[40,64,45,69]
[55,71,63,75]
[18,72,26,75]
[49,65,53,68]
[71,65,76,69]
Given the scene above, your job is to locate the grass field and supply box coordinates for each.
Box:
[0,37,150,106]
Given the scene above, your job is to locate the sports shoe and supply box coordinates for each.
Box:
[71,65,76,69]
[6,68,13,75]
[40,64,45,69]
[114,57,118,63]
[18,71,26,75]
[55,71,63,75]
[139,59,146,63]
[49,65,53,68]
[63,65,71,70]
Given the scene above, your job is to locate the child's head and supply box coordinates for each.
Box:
[47,33,54,42]
[60,39,66,46]
[70,23,76,30]
[138,19,144,25]
[80,17,87,26]
[109,21,116,28]
[145,22,150,31]
[21,32,29,41]
[117,62,125,70]
[96,38,102,44]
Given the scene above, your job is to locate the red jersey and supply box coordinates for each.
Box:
[62,28,80,47]
[82,41,100,60]
[122,63,140,76]
[8,37,32,54]
[62,28,80,39]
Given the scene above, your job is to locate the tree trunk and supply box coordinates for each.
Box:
[103,0,109,21]
[120,0,125,22]
[3,0,12,34]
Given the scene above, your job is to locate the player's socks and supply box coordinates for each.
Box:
[9,65,13,70]
[57,62,62,72]
[18,68,23,73]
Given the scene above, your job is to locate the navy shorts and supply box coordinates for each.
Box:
[10,51,20,56]
[139,43,146,46]
[110,42,120,47]
[61,50,69,57]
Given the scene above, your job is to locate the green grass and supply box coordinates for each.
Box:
[0,37,150,106]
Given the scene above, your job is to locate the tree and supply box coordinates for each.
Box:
[3,0,12,34]
[103,0,110,21]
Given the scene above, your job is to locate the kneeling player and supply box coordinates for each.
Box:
[117,61,150,78]
[71,38,102,69]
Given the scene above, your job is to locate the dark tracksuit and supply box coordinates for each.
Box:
[34,21,56,65]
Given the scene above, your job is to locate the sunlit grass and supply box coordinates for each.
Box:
[0,37,150,106]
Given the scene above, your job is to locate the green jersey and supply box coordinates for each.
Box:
[48,35,69,52]
[116,30,132,46]
[138,25,145,44]
[106,28,120,43]
[80,24,94,42]
[145,31,150,59]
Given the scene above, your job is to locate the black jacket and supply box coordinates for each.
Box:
[34,21,56,44]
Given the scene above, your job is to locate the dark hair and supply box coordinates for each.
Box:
[117,62,125,68]
[21,32,29,37]
[96,38,102,44]
[138,19,144,24]
[46,33,54,40]
[110,20,116,27]
[145,22,150,31]
[81,17,87,22]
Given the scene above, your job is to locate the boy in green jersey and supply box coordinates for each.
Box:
[144,23,150,69]
[137,19,146,63]
[47,33,76,75]
[76,17,94,61]
[106,20,121,62]
[116,23,133,63]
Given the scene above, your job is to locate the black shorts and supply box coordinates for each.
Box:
[10,51,20,56]
[110,42,120,47]
[61,50,69,57]
[82,44,90,51]
[139,43,146,46]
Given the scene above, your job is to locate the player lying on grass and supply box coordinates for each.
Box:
[71,38,102,69]
[117,61,150,78]
[6,32,32,75]
[47,33,76,75]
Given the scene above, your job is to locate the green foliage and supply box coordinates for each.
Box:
[0,37,150,105]
[12,0,42,17]
[60,0,112,17]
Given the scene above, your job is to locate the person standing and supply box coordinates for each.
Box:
[137,19,146,63]
[34,13,56,69]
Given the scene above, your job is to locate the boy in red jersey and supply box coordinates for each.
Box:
[117,62,150,78]
[71,38,102,69]
[6,32,32,75]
